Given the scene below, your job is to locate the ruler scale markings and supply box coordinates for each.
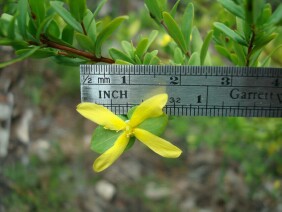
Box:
[80,65,282,117]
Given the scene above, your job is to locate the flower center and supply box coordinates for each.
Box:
[125,120,134,137]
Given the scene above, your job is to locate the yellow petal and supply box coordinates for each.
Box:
[129,94,168,127]
[93,132,129,172]
[77,103,126,131]
[134,128,182,158]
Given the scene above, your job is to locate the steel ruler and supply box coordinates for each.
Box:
[80,65,282,117]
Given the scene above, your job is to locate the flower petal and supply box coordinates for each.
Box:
[93,132,129,172]
[134,128,182,158]
[129,94,168,127]
[77,103,126,131]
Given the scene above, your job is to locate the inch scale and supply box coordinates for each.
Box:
[80,65,282,117]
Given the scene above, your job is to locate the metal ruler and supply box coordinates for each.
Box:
[80,65,282,117]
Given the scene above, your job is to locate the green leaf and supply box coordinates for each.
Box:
[173,47,185,64]
[75,33,94,52]
[253,0,265,24]
[162,12,188,54]
[17,0,29,39]
[218,0,245,19]
[62,25,74,44]
[91,126,135,154]
[213,22,248,46]
[191,26,203,53]
[269,4,282,25]
[138,114,168,136]
[0,39,28,49]
[29,0,45,26]
[0,46,40,68]
[215,45,231,59]
[187,52,200,66]
[149,56,160,65]
[261,44,282,67]
[109,48,135,64]
[170,0,181,17]
[35,15,55,40]
[95,16,128,57]
[7,16,16,39]
[47,20,61,38]
[147,30,159,48]
[127,106,168,136]
[135,38,149,58]
[121,41,135,59]
[200,30,213,65]
[115,59,133,65]
[16,48,57,58]
[54,56,89,66]
[257,4,272,25]
[144,0,163,23]
[83,9,96,44]
[181,3,194,51]
[68,0,87,22]
[50,1,83,33]
[93,0,107,18]
[252,33,277,54]
[134,55,142,64]
[233,42,246,66]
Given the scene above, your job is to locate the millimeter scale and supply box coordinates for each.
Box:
[80,65,282,117]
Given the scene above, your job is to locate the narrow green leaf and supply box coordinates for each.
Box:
[83,9,96,44]
[95,16,128,57]
[191,26,203,53]
[115,59,133,65]
[7,16,16,39]
[215,45,231,59]
[35,15,55,40]
[143,51,158,65]
[75,33,94,52]
[68,0,87,22]
[162,12,188,54]
[0,46,40,68]
[17,0,29,38]
[0,39,28,48]
[253,0,265,24]
[147,30,159,48]
[50,1,83,33]
[269,4,282,25]
[121,41,135,59]
[135,38,149,58]
[173,47,185,64]
[181,3,194,51]
[29,0,45,25]
[16,48,56,58]
[109,48,135,64]
[54,56,89,66]
[252,33,277,54]
[187,52,200,66]
[144,0,163,23]
[213,22,248,46]
[149,56,160,65]
[233,42,246,66]
[46,20,60,38]
[170,0,181,17]
[218,0,245,19]
[62,25,74,44]
[200,30,213,65]
[93,0,107,18]
[261,44,282,67]
[257,3,272,25]
[134,55,142,64]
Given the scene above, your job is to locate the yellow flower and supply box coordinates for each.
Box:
[77,94,182,172]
